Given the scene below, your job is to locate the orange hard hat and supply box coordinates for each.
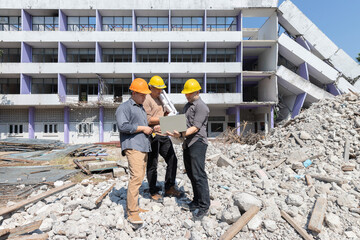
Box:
[129,78,151,94]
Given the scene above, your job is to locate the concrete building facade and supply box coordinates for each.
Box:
[0,0,358,143]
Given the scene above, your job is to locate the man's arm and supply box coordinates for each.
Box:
[116,106,152,135]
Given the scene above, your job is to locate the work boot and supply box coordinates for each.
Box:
[165,186,184,198]
[127,214,143,224]
[181,201,198,212]
[139,208,149,213]
[193,209,209,221]
[150,193,163,202]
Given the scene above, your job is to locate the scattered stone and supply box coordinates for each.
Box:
[221,206,241,224]
[233,193,262,212]
[264,220,277,232]
[286,194,304,207]
[325,213,343,233]
[217,156,235,168]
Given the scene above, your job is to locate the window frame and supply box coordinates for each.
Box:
[32,16,58,31]
[67,16,96,31]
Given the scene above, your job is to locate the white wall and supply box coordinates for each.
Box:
[257,12,278,40]
[279,95,296,120]
[258,44,277,71]
[69,122,99,144]
[258,75,277,102]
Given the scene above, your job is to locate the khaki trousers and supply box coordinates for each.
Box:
[125,149,147,216]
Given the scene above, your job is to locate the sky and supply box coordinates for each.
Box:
[278,0,360,61]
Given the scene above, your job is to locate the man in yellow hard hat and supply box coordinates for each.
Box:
[143,75,183,201]
[115,78,153,224]
[167,78,210,221]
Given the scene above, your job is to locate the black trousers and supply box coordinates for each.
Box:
[147,135,178,195]
[183,139,210,211]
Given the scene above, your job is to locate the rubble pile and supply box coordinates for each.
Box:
[0,93,359,239]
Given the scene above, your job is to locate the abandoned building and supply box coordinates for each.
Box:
[0,0,359,143]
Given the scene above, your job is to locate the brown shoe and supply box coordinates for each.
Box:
[127,214,143,224]
[139,208,149,213]
[165,186,184,198]
[150,193,163,202]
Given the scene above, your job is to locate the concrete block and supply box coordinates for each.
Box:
[86,161,117,171]
[217,156,235,168]
[113,168,126,178]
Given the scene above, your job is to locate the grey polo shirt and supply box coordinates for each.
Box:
[115,98,151,154]
[183,97,209,148]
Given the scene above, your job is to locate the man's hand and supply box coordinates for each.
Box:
[153,125,161,132]
[166,130,181,138]
[142,126,153,135]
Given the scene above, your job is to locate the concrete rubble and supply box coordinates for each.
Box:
[0,93,359,239]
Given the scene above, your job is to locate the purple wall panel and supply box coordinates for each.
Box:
[132,42,136,63]
[20,74,31,94]
[237,11,242,31]
[99,106,104,142]
[236,106,240,135]
[59,10,67,31]
[96,42,102,62]
[21,10,31,31]
[96,10,102,31]
[297,62,309,80]
[21,42,32,63]
[327,83,341,96]
[296,36,311,51]
[271,106,274,129]
[58,74,66,102]
[28,107,35,139]
[132,10,136,31]
[64,106,70,144]
[168,73,171,94]
[203,73,207,93]
[58,42,66,62]
[291,92,307,119]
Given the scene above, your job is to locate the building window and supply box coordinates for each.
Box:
[207,77,237,93]
[171,78,203,93]
[44,123,58,134]
[171,49,203,62]
[103,78,131,100]
[67,78,98,101]
[0,48,21,62]
[9,124,23,135]
[32,16,58,31]
[171,17,203,31]
[0,16,21,31]
[66,48,95,62]
[102,48,132,62]
[207,48,236,62]
[67,16,96,31]
[31,78,57,94]
[137,17,168,31]
[102,16,132,31]
[0,79,20,94]
[77,122,94,135]
[207,17,237,31]
[210,122,224,132]
[32,48,58,62]
[137,48,168,62]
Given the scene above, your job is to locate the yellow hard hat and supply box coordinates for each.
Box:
[181,79,202,94]
[148,75,166,89]
[129,78,152,94]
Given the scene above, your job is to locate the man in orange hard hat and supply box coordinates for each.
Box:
[167,79,210,221]
[115,78,153,224]
[143,76,183,202]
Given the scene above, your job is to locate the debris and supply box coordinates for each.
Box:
[0,182,75,216]
[86,161,117,171]
[341,164,356,172]
[305,175,313,186]
[113,168,126,178]
[0,220,43,238]
[95,183,116,205]
[281,210,314,240]
[219,205,259,240]
[309,174,346,186]
[73,159,91,175]
[291,132,305,147]
[308,197,327,233]
[343,139,350,161]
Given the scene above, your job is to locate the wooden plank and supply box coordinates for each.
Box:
[267,158,287,170]
[341,164,356,172]
[95,183,116,205]
[281,210,314,240]
[291,133,305,147]
[219,205,259,240]
[0,220,43,238]
[6,233,48,240]
[0,157,39,163]
[305,175,312,186]
[73,159,91,175]
[310,174,346,186]
[344,139,350,161]
[308,198,327,233]
[0,182,75,216]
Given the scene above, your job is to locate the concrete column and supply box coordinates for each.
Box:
[132,10,136,31]
[236,11,242,31]
[236,74,242,93]
[236,106,240,135]
[58,74,66,102]
[270,106,274,129]
[132,42,136,63]
[64,106,69,144]
[168,73,171,94]
[59,10,67,31]
[20,74,31,94]
[203,42,207,62]
[28,107,35,139]
[236,43,241,62]
[295,36,311,51]
[21,42,32,63]
[203,73,207,93]
[203,9,207,31]
[132,73,135,80]
[298,62,309,80]
[99,106,104,142]
[58,42,66,63]
[96,10,102,31]
[168,10,171,31]
[21,10,31,31]
[291,62,309,118]
[96,42,102,62]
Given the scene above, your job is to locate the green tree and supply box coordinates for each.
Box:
[357,53,360,63]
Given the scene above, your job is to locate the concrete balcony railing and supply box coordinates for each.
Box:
[0,94,61,106]
[169,93,243,107]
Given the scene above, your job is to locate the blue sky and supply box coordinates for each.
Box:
[278,0,360,61]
